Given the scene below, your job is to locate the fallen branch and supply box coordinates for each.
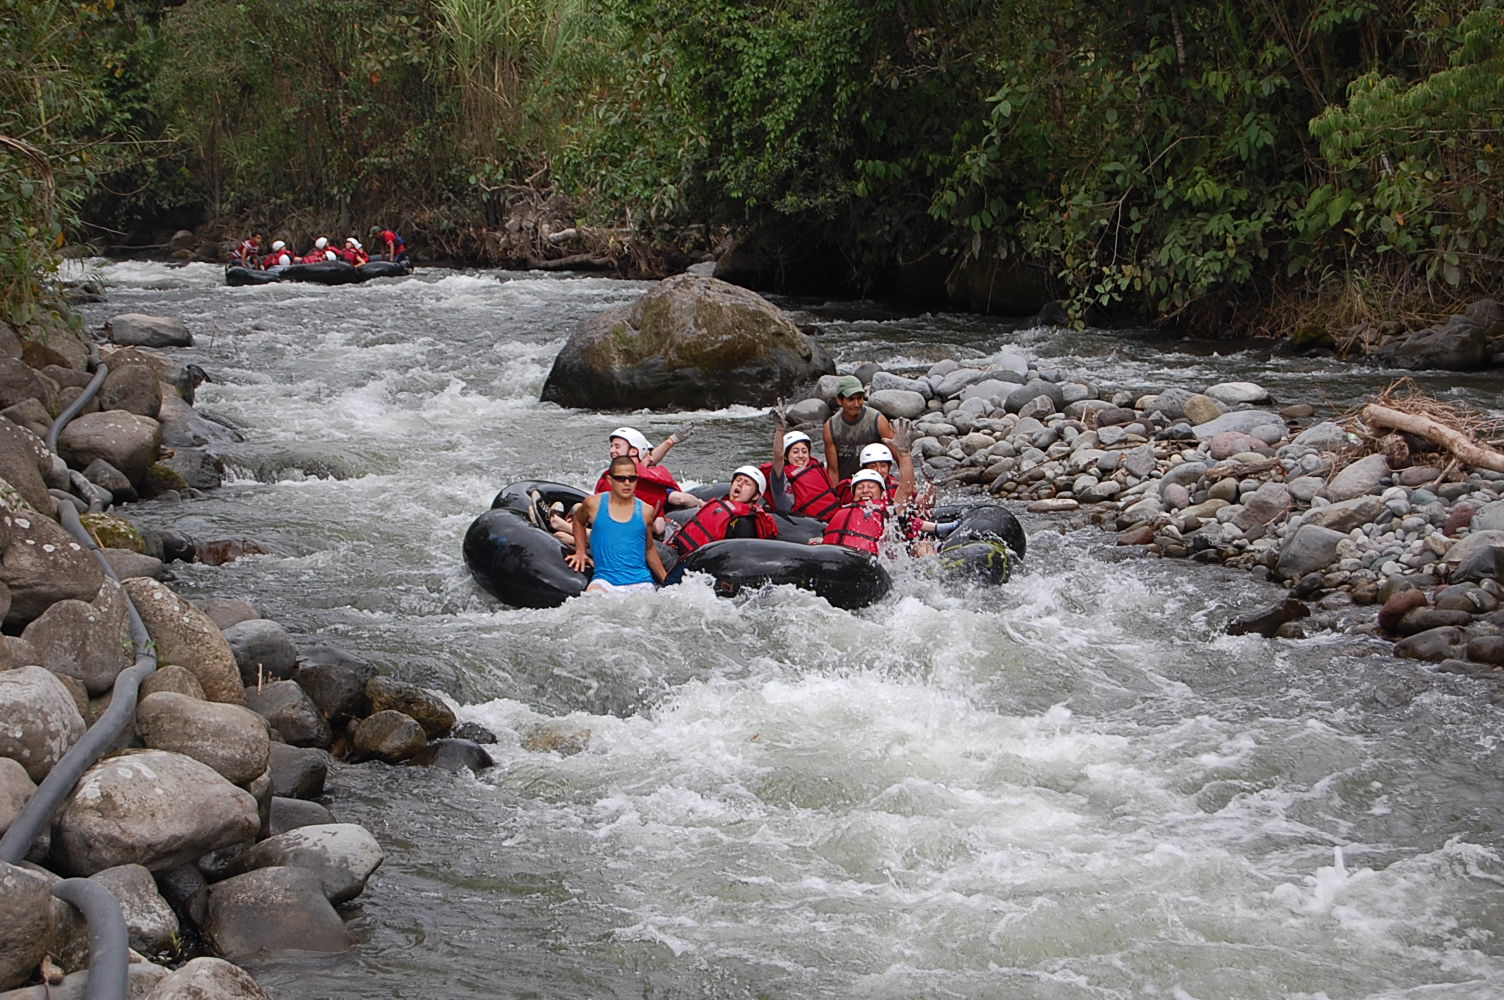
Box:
[529,253,613,271]
[1362,402,1504,473]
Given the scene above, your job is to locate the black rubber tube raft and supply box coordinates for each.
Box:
[465,481,893,610]
[929,503,1026,585]
[357,260,412,279]
[224,260,413,287]
[670,537,891,609]
[463,482,1025,610]
[225,266,280,286]
[463,508,587,608]
[279,261,366,284]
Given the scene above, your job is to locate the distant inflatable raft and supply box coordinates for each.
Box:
[225,260,412,286]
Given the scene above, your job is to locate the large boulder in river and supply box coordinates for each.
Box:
[0,665,86,782]
[20,577,133,695]
[203,867,353,958]
[0,862,53,989]
[1,502,106,628]
[52,749,259,875]
[122,578,245,704]
[1369,307,1497,371]
[56,409,162,487]
[0,419,54,514]
[104,313,192,348]
[96,361,162,418]
[135,691,271,785]
[540,274,831,409]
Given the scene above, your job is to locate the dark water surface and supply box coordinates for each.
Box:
[73,261,1504,999]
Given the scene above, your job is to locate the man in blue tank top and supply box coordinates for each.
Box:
[565,455,668,594]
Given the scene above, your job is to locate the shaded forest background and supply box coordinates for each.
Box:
[3,0,1501,336]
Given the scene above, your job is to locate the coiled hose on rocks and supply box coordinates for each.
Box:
[2,362,152,1000]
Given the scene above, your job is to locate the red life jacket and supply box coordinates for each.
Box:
[301,248,330,263]
[595,461,679,519]
[672,499,779,555]
[786,461,840,520]
[822,500,889,555]
[378,230,405,257]
[760,459,840,521]
[340,246,368,265]
[261,250,290,268]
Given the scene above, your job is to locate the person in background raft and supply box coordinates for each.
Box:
[763,398,839,521]
[565,455,667,595]
[261,240,293,270]
[669,465,779,557]
[340,237,369,265]
[369,227,410,264]
[302,236,335,263]
[824,374,892,482]
[231,233,262,268]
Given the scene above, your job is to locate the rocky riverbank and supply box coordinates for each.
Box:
[784,313,1504,697]
[0,314,496,999]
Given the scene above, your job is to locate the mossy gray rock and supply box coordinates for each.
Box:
[541,274,831,409]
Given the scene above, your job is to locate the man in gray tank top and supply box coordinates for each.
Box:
[823,374,894,481]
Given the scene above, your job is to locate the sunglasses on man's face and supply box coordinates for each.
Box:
[610,474,640,482]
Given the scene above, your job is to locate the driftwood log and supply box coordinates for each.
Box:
[1362,403,1504,473]
[530,253,613,271]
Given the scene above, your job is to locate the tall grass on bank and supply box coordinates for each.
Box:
[436,0,593,161]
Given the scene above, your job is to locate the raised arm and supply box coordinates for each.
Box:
[888,418,915,506]
[771,398,789,477]
[822,419,839,478]
[647,421,695,467]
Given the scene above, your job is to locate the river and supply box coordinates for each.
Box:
[75,261,1504,999]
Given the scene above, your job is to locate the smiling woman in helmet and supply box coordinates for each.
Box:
[763,397,840,521]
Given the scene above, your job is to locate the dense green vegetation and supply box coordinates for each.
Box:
[3,0,1501,334]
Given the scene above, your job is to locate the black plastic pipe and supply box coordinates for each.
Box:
[44,363,109,454]
[49,879,129,1000]
[0,359,146,1000]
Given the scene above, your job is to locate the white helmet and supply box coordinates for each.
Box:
[315,236,328,250]
[782,431,813,456]
[325,250,337,261]
[272,240,286,251]
[851,469,886,490]
[859,443,894,466]
[731,465,766,495]
[608,426,652,456]
[277,253,291,265]
[352,239,362,249]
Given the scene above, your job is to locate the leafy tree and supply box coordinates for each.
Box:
[0,0,152,329]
